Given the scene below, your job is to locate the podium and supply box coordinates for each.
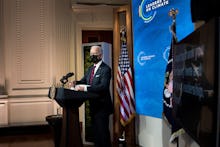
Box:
[48,87,98,147]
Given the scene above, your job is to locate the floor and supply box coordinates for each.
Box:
[0,121,133,147]
[0,122,95,147]
[0,133,95,147]
[0,133,53,147]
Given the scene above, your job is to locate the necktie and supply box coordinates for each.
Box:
[89,66,96,84]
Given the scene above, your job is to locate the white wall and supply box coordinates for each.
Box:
[0,0,5,94]
[2,0,74,124]
[136,115,163,147]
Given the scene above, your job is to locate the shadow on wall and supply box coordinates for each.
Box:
[0,85,6,95]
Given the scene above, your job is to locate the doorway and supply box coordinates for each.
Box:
[82,30,113,144]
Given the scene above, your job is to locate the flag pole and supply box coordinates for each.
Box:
[169,8,179,146]
[167,8,183,146]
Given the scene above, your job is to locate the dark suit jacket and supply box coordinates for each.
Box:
[76,62,113,115]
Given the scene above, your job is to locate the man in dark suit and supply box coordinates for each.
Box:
[72,45,113,147]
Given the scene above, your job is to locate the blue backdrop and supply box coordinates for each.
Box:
[132,0,194,118]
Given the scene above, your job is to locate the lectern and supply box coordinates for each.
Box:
[48,87,98,147]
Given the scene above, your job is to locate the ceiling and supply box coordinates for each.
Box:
[71,0,130,6]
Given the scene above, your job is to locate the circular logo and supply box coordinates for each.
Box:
[163,46,171,62]
[139,0,157,23]
[137,51,147,66]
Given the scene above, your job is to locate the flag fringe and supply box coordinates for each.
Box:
[120,113,136,127]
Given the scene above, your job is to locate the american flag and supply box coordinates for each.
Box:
[116,43,135,126]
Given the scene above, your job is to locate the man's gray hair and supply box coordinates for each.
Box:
[92,45,103,54]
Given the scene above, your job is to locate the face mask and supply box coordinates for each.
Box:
[90,55,101,63]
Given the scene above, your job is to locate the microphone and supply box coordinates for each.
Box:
[64,72,74,79]
[60,72,74,84]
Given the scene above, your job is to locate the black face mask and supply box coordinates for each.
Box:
[90,55,101,63]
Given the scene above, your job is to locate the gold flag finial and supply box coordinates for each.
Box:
[120,25,126,44]
[169,8,178,20]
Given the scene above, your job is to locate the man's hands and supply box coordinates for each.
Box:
[68,81,76,88]
[68,81,85,91]
[75,85,85,91]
